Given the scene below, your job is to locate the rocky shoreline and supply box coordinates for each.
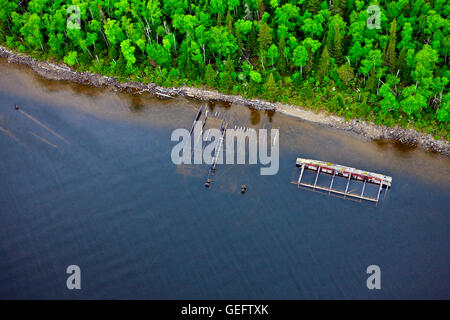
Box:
[1,45,449,155]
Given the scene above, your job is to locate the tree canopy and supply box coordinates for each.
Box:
[0,0,448,139]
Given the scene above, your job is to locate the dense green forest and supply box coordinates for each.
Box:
[0,0,448,138]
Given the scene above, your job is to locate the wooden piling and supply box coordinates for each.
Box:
[297,164,305,188]
[329,170,336,193]
[344,174,351,197]
[190,104,203,135]
[376,182,383,202]
[361,179,367,197]
[313,166,321,188]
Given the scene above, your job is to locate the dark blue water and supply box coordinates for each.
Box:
[0,61,449,299]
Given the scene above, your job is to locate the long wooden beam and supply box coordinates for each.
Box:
[296,157,392,187]
[189,105,203,135]
[313,166,321,188]
[298,182,378,202]
[329,170,336,193]
[297,164,305,187]
[361,179,366,198]
[376,182,383,202]
[344,174,351,197]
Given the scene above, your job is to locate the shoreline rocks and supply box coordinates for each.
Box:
[1,45,448,156]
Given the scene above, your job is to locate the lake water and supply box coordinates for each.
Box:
[0,60,449,299]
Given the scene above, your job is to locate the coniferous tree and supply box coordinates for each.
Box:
[318,45,331,79]
[366,69,378,93]
[337,63,355,87]
[204,64,217,87]
[397,47,409,81]
[333,23,344,64]
[384,19,397,74]
[247,24,257,52]
[258,22,272,53]
[258,22,272,68]
[264,73,278,102]
[226,11,233,33]
[331,0,345,17]
[325,28,334,57]
[307,0,321,14]
[277,34,286,74]
[221,55,234,90]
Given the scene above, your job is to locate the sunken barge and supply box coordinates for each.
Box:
[295,157,392,203]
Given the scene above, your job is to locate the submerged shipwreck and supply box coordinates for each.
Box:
[295,157,392,203]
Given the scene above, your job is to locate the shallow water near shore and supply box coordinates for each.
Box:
[0,60,449,299]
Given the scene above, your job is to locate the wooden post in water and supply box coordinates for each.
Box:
[383,185,389,200]
[211,135,223,171]
[190,105,203,135]
[361,179,366,197]
[360,179,367,202]
[297,164,305,188]
[344,173,351,197]
[329,170,336,194]
[313,166,321,189]
[376,182,383,202]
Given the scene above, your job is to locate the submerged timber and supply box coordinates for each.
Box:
[1,45,449,156]
[295,158,392,203]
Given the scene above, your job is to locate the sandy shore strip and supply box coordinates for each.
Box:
[1,45,448,155]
